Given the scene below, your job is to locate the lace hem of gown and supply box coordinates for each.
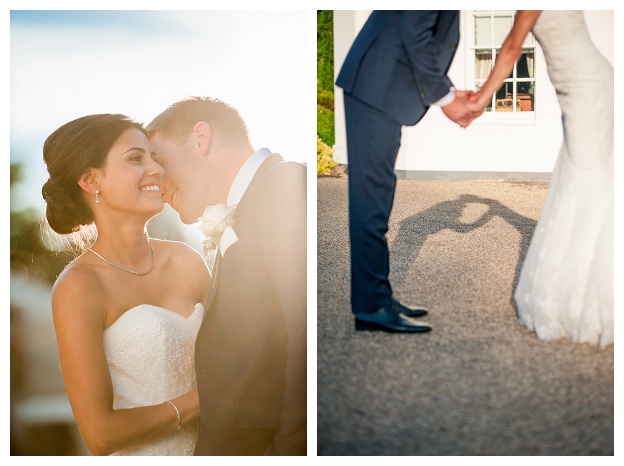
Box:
[514,145,613,348]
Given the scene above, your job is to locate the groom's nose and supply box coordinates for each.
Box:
[147,157,165,176]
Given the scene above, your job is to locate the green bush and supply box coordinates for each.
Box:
[317,136,338,175]
[317,11,334,93]
[317,104,335,148]
[317,89,334,111]
[317,11,338,174]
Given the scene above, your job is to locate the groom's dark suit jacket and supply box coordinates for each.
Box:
[194,154,307,456]
[336,10,459,126]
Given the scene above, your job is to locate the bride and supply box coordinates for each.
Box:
[468,11,613,347]
[42,113,211,454]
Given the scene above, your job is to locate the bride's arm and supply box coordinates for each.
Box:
[51,267,200,456]
[469,11,542,111]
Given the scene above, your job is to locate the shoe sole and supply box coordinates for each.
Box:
[398,311,428,318]
[355,321,432,333]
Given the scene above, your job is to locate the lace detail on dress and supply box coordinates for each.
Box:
[106,317,196,403]
[104,304,203,455]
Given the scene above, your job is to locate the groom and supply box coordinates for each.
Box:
[336,11,479,333]
[147,97,306,455]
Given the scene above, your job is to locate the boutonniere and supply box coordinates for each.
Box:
[198,203,239,258]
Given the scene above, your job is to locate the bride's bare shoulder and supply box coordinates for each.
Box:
[151,239,210,300]
[53,252,102,289]
[151,237,200,255]
[51,254,107,324]
[151,238,207,268]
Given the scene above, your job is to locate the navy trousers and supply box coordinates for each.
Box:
[344,92,404,314]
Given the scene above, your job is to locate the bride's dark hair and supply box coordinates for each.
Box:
[42,114,145,235]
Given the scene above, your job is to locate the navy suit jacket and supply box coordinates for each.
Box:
[194,154,307,455]
[336,10,460,126]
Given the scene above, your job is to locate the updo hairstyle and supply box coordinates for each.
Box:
[41,114,145,235]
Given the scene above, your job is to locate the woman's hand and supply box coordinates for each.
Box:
[466,91,487,114]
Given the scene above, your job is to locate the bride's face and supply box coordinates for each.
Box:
[95,128,165,217]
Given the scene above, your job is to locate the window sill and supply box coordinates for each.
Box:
[471,111,537,126]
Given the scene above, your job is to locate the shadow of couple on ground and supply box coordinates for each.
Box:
[389,193,538,311]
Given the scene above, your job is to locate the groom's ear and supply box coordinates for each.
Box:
[77,169,100,195]
[193,121,212,157]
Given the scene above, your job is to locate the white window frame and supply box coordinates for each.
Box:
[464,10,537,125]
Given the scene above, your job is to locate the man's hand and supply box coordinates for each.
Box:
[441,90,482,128]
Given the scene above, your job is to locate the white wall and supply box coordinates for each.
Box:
[333,10,614,178]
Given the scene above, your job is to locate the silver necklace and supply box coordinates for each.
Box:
[87,241,156,276]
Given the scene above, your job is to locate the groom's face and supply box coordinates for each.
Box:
[150,132,207,224]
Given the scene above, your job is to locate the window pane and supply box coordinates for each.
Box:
[494,82,518,111]
[493,16,513,46]
[475,50,493,80]
[475,16,491,46]
[517,50,535,79]
[495,82,512,100]
[517,82,535,111]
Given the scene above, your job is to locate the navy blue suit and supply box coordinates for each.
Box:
[336,11,459,313]
[194,155,307,455]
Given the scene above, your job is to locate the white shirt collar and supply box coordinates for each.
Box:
[227,148,272,206]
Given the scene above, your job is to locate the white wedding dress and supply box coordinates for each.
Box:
[103,303,204,455]
[514,11,613,347]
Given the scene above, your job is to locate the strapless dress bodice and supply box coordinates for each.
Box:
[104,303,204,455]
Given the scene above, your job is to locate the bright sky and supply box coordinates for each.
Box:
[10,9,309,213]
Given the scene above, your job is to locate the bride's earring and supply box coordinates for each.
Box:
[95,189,100,204]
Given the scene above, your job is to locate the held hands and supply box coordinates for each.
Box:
[441,90,484,128]
[466,90,489,115]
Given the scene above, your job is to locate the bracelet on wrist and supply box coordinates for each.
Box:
[165,400,182,431]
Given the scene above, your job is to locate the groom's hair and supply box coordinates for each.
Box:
[146,96,251,148]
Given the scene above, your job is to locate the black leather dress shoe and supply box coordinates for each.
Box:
[391,297,428,318]
[355,306,432,333]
